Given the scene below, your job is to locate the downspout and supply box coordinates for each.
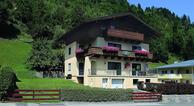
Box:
[192,67,194,84]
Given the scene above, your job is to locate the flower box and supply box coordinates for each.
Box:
[101,46,120,52]
[75,48,84,54]
[133,50,150,56]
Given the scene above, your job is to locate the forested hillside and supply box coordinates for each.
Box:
[1,0,194,72]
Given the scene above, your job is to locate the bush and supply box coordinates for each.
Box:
[138,82,194,94]
[60,88,132,102]
[0,66,19,101]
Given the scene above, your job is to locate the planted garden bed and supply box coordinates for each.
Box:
[60,88,132,102]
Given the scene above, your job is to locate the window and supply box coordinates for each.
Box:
[177,70,180,74]
[108,43,121,49]
[68,47,71,55]
[146,79,150,83]
[170,70,174,74]
[132,63,141,76]
[132,45,141,50]
[162,70,167,74]
[186,80,190,84]
[133,79,138,85]
[186,70,190,74]
[68,63,71,71]
[108,62,121,75]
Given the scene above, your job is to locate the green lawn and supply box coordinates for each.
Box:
[17,78,90,89]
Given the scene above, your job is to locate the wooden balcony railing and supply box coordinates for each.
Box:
[89,69,155,77]
[107,29,144,41]
[85,47,153,59]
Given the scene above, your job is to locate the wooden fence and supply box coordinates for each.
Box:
[132,92,162,102]
[9,89,60,102]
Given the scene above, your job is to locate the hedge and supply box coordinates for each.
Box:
[60,88,132,102]
[0,66,19,101]
[138,82,194,94]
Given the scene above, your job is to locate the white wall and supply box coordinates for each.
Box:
[91,37,149,51]
[90,57,148,76]
[65,41,77,60]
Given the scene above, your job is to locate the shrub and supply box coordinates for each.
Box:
[0,66,19,101]
[138,82,194,94]
[60,88,132,102]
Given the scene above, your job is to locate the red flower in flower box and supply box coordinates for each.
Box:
[133,49,150,56]
[75,48,84,54]
[101,46,120,52]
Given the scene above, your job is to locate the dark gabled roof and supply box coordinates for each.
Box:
[58,12,160,44]
[86,12,160,34]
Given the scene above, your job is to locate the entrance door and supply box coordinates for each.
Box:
[102,78,108,88]
[79,63,84,75]
[112,79,123,88]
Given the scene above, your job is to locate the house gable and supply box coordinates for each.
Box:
[60,12,159,45]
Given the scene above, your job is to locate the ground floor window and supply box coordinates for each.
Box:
[111,79,124,88]
[133,79,138,85]
[186,80,190,84]
[146,79,150,83]
[102,78,108,88]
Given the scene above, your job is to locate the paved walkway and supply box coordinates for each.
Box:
[1,95,194,106]
[162,95,194,104]
[1,102,194,106]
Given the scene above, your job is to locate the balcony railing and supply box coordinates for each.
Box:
[158,74,194,80]
[85,47,153,59]
[90,69,117,76]
[107,29,144,41]
[89,69,155,77]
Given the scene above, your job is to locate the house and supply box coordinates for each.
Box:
[60,13,159,88]
[157,60,194,84]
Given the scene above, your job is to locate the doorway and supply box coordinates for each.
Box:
[79,63,84,75]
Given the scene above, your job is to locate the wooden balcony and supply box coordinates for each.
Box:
[107,29,144,41]
[85,47,153,60]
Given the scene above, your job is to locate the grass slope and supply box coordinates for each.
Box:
[0,38,89,90]
[0,38,33,78]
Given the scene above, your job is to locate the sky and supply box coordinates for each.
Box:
[128,0,194,22]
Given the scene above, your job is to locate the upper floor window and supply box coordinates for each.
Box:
[108,43,121,49]
[108,62,121,70]
[132,45,141,50]
[132,63,141,76]
[108,62,121,75]
[68,47,71,55]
